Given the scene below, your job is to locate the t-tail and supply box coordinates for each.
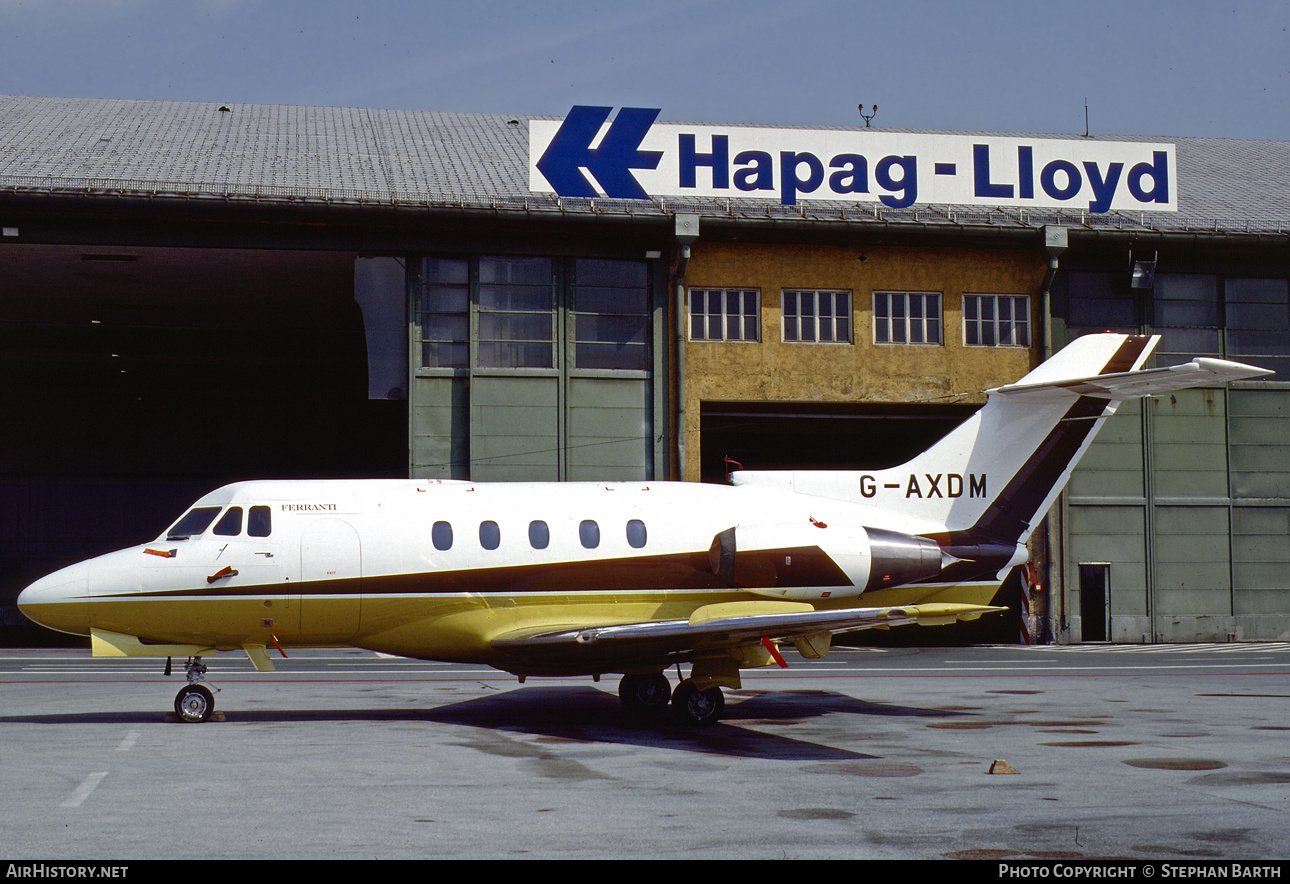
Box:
[733,333,1272,582]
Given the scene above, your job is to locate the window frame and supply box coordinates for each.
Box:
[963,294,1031,348]
[873,291,943,346]
[781,289,852,344]
[688,288,761,343]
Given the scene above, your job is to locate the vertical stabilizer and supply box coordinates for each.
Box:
[735,333,1269,552]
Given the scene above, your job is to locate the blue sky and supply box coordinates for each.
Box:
[1,0,1287,139]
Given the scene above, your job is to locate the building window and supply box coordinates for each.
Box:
[1225,277,1289,378]
[690,289,760,342]
[1067,271,1138,340]
[874,292,942,345]
[477,256,554,369]
[573,258,651,370]
[418,257,470,369]
[964,294,1030,347]
[783,290,851,343]
[1154,274,1221,360]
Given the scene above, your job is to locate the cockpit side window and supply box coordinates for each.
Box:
[167,506,222,540]
[248,506,272,537]
[213,507,244,536]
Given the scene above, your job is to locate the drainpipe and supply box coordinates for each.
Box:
[1040,226,1068,645]
[673,214,700,481]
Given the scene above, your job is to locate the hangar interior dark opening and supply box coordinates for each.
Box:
[698,400,980,483]
[1,245,406,637]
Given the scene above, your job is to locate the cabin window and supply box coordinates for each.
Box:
[432,521,453,551]
[248,506,272,537]
[479,520,501,550]
[528,520,550,550]
[213,507,243,536]
[626,519,647,549]
[167,507,221,540]
[579,519,600,549]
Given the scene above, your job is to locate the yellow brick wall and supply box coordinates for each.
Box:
[679,241,1047,480]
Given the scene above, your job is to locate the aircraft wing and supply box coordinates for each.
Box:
[489,601,1006,667]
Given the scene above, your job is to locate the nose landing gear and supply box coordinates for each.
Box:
[171,656,219,723]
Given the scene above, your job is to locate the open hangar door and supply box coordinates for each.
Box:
[1,245,406,643]
[698,400,1023,644]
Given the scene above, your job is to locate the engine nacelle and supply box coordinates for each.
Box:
[708,522,948,602]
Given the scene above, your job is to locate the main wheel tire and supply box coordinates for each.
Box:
[619,673,671,713]
[671,680,725,726]
[174,684,215,723]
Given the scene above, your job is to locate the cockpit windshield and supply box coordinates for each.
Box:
[166,506,222,541]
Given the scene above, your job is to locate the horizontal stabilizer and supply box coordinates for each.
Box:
[992,356,1272,400]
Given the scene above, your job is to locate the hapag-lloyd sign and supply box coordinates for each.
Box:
[530,106,1176,213]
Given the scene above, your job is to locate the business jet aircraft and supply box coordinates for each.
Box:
[19,333,1271,725]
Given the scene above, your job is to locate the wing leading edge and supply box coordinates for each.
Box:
[489,600,1006,670]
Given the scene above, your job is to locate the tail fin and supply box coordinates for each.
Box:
[734,333,1271,548]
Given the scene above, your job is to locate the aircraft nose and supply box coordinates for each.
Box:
[18,561,92,637]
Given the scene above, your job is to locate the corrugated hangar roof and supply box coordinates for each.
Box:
[2,94,1288,237]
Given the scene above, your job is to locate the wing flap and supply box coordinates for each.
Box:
[489,602,1008,661]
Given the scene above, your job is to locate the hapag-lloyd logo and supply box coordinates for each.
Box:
[530,106,1177,213]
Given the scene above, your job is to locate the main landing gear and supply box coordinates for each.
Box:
[618,672,725,726]
[171,656,219,723]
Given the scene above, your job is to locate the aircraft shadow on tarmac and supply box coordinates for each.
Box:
[0,686,971,762]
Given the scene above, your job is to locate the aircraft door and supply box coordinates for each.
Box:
[300,518,362,640]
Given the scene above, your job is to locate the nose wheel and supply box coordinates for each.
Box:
[172,656,219,723]
[174,683,215,723]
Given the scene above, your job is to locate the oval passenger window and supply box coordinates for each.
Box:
[626,519,647,549]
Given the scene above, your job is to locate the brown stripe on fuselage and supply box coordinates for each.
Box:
[94,545,854,600]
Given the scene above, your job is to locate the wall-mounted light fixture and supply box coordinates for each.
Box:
[1129,251,1157,289]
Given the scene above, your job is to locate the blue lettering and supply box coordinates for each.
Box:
[1127,151,1170,204]
[828,154,869,194]
[679,134,729,189]
[780,151,824,205]
[1083,161,1123,213]
[875,155,917,208]
[973,144,1013,198]
[1018,146,1034,199]
[733,150,774,192]
[1040,159,1082,201]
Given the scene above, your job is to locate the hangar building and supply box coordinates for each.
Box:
[2,95,1288,644]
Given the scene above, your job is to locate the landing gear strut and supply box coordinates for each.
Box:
[172,656,218,723]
